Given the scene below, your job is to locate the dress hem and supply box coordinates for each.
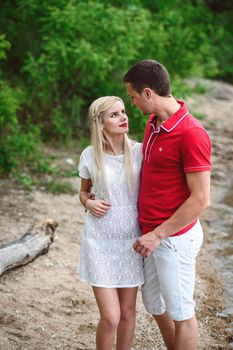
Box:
[79,278,144,288]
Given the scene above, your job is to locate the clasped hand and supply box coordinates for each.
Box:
[133,230,162,257]
[85,198,111,217]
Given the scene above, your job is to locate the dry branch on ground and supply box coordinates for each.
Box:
[0,218,58,276]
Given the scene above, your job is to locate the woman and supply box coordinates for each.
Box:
[78,96,144,350]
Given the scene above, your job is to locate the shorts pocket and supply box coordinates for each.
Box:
[167,230,203,260]
[189,232,203,258]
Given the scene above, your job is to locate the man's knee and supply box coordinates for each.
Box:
[174,315,197,330]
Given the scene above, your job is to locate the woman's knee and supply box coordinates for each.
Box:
[120,307,136,322]
[100,314,120,331]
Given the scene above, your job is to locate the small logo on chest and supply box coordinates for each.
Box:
[159,147,163,152]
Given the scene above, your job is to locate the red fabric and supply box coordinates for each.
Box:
[139,101,211,236]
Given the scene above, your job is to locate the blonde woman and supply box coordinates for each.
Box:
[78,96,144,350]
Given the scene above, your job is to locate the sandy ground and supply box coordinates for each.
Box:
[0,79,233,349]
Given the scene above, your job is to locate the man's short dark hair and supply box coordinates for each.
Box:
[123,59,171,96]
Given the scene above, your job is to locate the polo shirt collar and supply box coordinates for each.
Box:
[149,101,189,132]
[160,100,188,132]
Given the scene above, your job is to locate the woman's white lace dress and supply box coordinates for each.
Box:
[78,143,144,288]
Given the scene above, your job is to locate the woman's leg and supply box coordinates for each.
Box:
[116,287,138,350]
[93,287,120,350]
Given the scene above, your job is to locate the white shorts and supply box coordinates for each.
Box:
[142,220,203,321]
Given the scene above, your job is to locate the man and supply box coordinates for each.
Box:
[123,59,211,350]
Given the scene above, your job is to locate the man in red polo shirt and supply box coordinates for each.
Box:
[124,60,211,350]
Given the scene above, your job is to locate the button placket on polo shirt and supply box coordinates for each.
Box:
[145,123,160,163]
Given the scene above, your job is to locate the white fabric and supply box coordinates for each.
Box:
[77,143,144,288]
[142,220,203,321]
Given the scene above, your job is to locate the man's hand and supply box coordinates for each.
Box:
[133,230,162,257]
[85,199,111,217]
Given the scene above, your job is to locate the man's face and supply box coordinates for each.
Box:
[125,83,151,115]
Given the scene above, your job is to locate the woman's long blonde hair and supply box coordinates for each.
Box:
[89,96,134,199]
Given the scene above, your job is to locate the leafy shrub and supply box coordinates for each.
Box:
[0,0,232,176]
[0,79,41,175]
[20,1,149,140]
[42,179,77,195]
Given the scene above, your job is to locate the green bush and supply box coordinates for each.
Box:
[0,0,232,176]
[0,80,41,175]
[20,1,149,140]
[135,1,219,78]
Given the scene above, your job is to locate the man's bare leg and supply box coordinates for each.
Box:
[153,312,175,350]
[174,316,198,350]
[154,313,198,350]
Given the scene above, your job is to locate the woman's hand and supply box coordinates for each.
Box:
[85,199,111,217]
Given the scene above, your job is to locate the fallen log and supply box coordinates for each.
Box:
[0,218,58,276]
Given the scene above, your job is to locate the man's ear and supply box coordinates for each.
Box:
[144,88,152,99]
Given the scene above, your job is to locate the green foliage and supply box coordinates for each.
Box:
[20,1,148,140]
[0,34,10,60]
[136,1,219,79]
[42,180,77,195]
[190,111,206,120]
[0,79,41,175]
[17,173,38,190]
[31,157,60,175]
[192,82,210,94]
[211,12,233,82]
[17,172,77,194]
[0,34,42,175]
[0,0,232,176]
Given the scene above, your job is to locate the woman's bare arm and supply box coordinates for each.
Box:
[79,178,111,217]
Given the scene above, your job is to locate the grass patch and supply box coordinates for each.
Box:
[190,110,206,120]
[193,82,210,94]
[9,143,80,193]
[42,180,77,195]
[17,173,77,195]
[194,112,206,120]
[18,173,39,190]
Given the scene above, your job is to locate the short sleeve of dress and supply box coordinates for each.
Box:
[181,127,212,173]
[78,146,93,179]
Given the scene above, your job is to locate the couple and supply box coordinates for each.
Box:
[78,60,211,350]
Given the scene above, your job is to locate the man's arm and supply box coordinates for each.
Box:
[80,178,111,217]
[133,171,211,257]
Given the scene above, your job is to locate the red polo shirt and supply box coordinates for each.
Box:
[139,101,211,236]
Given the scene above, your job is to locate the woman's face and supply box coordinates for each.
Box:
[102,101,129,137]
